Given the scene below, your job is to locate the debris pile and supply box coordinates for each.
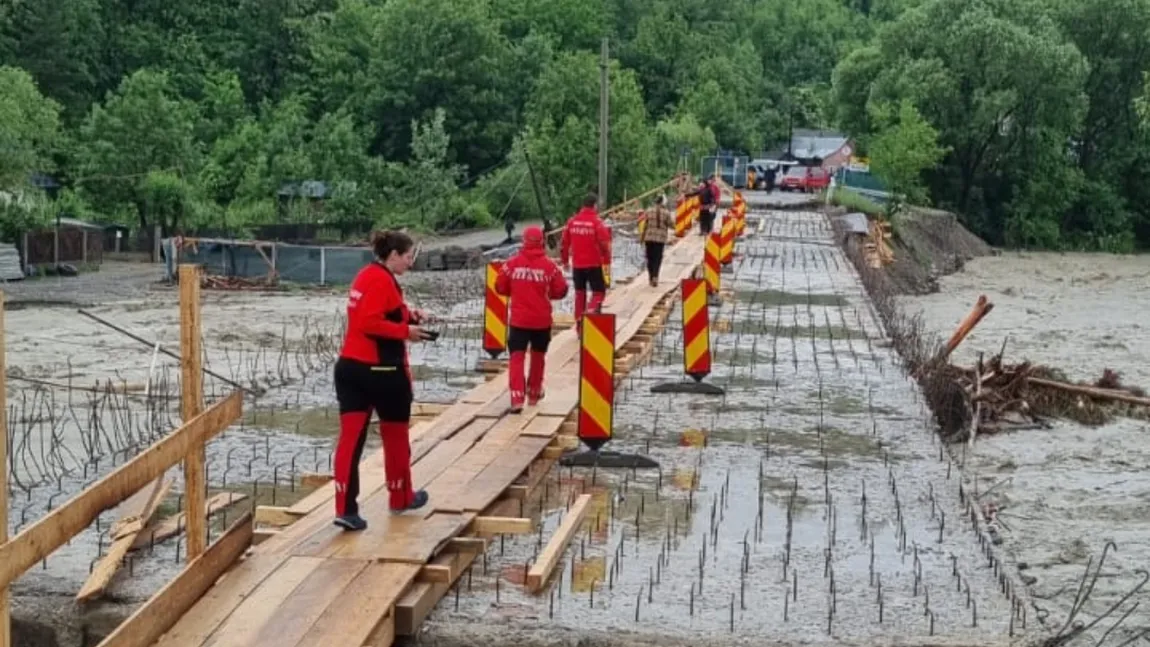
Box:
[922,296,1150,443]
[200,274,281,290]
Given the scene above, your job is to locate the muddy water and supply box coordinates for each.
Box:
[416,209,1023,646]
[902,251,1150,646]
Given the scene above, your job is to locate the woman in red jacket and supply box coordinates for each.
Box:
[495,226,569,413]
[332,230,435,531]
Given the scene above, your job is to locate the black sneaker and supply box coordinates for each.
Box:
[333,514,368,531]
[391,489,430,514]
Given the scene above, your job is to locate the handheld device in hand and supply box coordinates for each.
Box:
[423,329,441,341]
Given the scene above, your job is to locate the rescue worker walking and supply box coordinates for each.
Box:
[560,193,612,326]
[495,226,569,413]
[640,194,675,287]
[693,177,721,235]
[332,230,434,531]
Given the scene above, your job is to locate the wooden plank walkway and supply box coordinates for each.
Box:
[148,234,705,647]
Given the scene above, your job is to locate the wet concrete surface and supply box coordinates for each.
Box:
[413,208,1029,646]
[902,251,1150,647]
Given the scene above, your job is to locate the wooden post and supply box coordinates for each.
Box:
[178,265,206,561]
[0,289,10,646]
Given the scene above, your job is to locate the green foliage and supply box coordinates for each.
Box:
[866,100,947,213]
[0,0,1147,250]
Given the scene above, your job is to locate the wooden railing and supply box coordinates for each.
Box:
[0,264,246,646]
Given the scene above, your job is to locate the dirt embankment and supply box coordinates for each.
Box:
[827,205,993,295]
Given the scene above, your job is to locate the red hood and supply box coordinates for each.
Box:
[521,225,545,258]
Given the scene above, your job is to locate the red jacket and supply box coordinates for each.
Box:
[495,227,568,330]
[560,206,611,269]
[340,263,416,378]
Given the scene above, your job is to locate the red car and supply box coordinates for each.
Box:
[779,166,831,192]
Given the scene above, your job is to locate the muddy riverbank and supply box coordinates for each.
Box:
[901,251,1150,647]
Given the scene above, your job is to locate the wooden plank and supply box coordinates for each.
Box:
[153,553,286,645]
[97,513,254,647]
[299,473,332,488]
[226,559,368,647]
[0,390,243,589]
[252,529,280,546]
[422,416,533,512]
[468,517,533,535]
[412,418,498,489]
[179,264,208,561]
[526,494,592,592]
[454,436,552,513]
[445,537,487,553]
[288,510,473,564]
[293,563,419,647]
[254,505,298,528]
[77,478,173,602]
[132,492,248,550]
[362,612,395,647]
[199,556,325,647]
[285,404,483,519]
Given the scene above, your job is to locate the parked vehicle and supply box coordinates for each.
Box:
[779,165,831,192]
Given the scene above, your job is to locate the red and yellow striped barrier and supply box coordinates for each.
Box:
[636,209,648,241]
[483,261,508,358]
[674,195,693,238]
[681,279,712,382]
[720,213,735,266]
[733,192,747,237]
[703,230,721,295]
[577,312,616,451]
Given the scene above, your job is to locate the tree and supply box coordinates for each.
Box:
[0,66,61,190]
[74,69,202,232]
[523,50,659,215]
[866,99,947,213]
[833,0,1087,246]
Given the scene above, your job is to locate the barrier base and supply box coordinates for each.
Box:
[559,450,660,470]
[649,380,726,395]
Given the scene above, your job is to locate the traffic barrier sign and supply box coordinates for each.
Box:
[577,312,616,452]
[483,261,508,358]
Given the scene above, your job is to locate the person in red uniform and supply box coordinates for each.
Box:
[332,230,434,531]
[495,226,568,413]
[560,193,611,327]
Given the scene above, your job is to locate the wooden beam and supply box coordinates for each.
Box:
[0,390,242,588]
[468,517,533,535]
[0,291,9,647]
[254,505,300,528]
[76,479,172,602]
[526,494,591,592]
[299,473,332,489]
[179,264,207,561]
[444,537,488,553]
[95,512,253,647]
[131,492,248,549]
[417,564,453,583]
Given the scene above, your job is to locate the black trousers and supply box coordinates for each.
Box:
[571,266,607,292]
[507,326,552,352]
[644,242,666,279]
[333,358,413,420]
[699,206,716,235]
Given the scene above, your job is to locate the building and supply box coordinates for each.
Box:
[761,129,856,171]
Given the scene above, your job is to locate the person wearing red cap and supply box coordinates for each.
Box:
[560,193,611,327]
[495,226,569,412]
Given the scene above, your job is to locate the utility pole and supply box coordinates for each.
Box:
[598,37,609,211]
